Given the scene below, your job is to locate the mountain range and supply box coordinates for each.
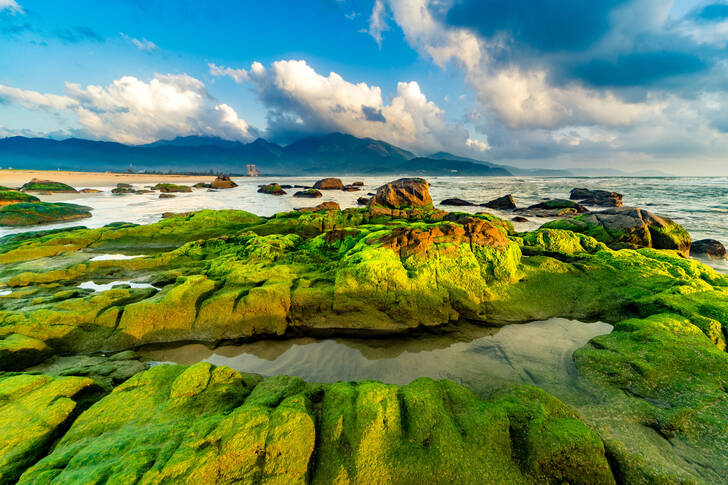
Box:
[0,133,670,177]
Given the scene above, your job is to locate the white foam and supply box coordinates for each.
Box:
[78,280,158,292]
[0,290,11,296]
[89,254,145,261]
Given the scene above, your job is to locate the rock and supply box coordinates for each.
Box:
[152,183,192,193]
[20,178,78,193]
[0,190,39,207]
[116,183,132,188]
[258,183,286,195]
[0,202,92,226]
[293,189,323,198]
[441,198,476,206]
[28,351,148,391]
[570,188,623,207]
[342,185,360,192]
[111,184,136,194]
[293,184,311,189]
[351,181,364,186]
[0,374,103,484]
[159,193,176,199]
[512,216,529,222]
[691,239,726,259]
[357,196,371,205]
[528,199,588,213]
[135,189,153,194]
[210,174,238,189]
[296,201,341,212]
[370,178,433,209]
[482,194,517,210]
[543,206,691,256]
[193,182,211,189]
[78,188,102,193]
[0,333,53,370]
[313,178,345,190]
[280,184,293,189]
[16,364,615,485]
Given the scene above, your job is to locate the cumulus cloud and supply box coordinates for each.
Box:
[209,63,248,83]
[212,59,478,155]
[120,32,158,51]
[373,0,728,170]
[0,0,22,14]
[368,0,389,47]
[0,74,256,144]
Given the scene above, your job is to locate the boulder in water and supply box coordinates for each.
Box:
[441,198,476,206]
[570,188,623,207]
[152,184,192,193]
[482,194,516,210]
[313,178,345,190]
[20,178,78,193]
[258,184,286,195]
[0,190,39,207]
[691,239,726,260]
[293,189,323,198]
[370,178,433,209]
[210,174,237,189]
[296,201,341,212]
[0,202,92,226]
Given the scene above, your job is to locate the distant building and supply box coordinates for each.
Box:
[127,162,135,173]
[246,164,260,177]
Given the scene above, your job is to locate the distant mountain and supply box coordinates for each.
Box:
[0,133,512,176]
[428,151,572,176]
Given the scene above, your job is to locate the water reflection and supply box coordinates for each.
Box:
[140,318,612,394]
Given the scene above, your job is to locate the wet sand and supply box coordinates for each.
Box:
[0,169,215,188]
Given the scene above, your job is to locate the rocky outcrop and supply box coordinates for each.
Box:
[369,178,433,209]
[296,201,341,212]
[542,207,691,256]
[691,239,726,259]
[529,199,587,213]
[210,174,238,189]
[482,194,516,210]
[0,190,39,207]
[570,188,623,207]
[293,189,322,198]
[441,198,475,206]
[0,202,92,226]
[313,178,345,190]
[357,196,371,205]
[257,184,286,195]
[20,178,77,193]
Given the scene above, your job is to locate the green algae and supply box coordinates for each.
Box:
[0,202,92,227]
[16,363,614,485]
[20,180,77,193]
[0,190,39,205]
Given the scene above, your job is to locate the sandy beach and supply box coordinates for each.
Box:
[0,169,218,188]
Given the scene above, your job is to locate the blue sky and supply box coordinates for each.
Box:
[1,0,727,173]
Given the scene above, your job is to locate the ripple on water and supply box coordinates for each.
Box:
[140,318,612,397]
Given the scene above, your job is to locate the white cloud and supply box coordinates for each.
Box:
[0,0,23,14]
[368,0,389,47]
[237,58,478,155]
[0,74,255,144]
[209,63,248,83]
[120,33,158,51]
[466,138,489,151]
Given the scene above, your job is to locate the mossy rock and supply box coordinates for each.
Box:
[0,190,39,206]
[152,183,192,193]
[0,202,92,226]
[0,374,102,484]
[0,333,53,370]
[258,183,286,195]
[20,179,77,193]
[17,363,614,484]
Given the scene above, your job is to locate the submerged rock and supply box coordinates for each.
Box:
[482,194,517,210]
[570,188,623,207]
[293,189,322,198]
[691,238,727,259]
[20,178,77,193]
[370,178,433,209]
[543,206,691,256]
[258,183,286,195]
[152,183,192,193]
[441,198,475,206]
[313,178,345,190]
[0,202,92,226]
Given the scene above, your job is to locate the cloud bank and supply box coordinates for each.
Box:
[0,74,255,144]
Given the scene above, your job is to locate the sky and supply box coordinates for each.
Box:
[1,0,727,174]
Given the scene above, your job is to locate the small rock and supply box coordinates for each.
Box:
[313,178,345,190]
[293,189,323,198]
[258,184,286,195]
[691,239,726,260]
[481,194,516,210]
[441,198,476,206]
[159,193,176,199]
[210,174,237,189]
[352,181,364,186]
[79,188,102,193]
[370,178,433,209]
[570,188,623,207]
[512,216,529,222]
[343,185,360,192]
[296,201,341,212]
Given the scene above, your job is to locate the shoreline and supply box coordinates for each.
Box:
[0,169,231,188]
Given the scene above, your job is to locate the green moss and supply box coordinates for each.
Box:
[0,202,92,226]
[20,180,77,193]
[0,190,39,204]
[151,183,192,193]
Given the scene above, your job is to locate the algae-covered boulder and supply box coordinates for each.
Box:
[542,207,691,256]
[18,363,615,484]
[313,177,345,190]
[295,201,340,212]
[528,199,588,213]
[0,202,92,226]
[293,188,322,198]
[258,183,286,195]
[0,333,53,370]
[370,178,433,209]
[20,178,77,193]
[570,188,623,207]
[152,183,192,193]
[210,174,237,189]
[0,374,101,484]
[0,190,39,207]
